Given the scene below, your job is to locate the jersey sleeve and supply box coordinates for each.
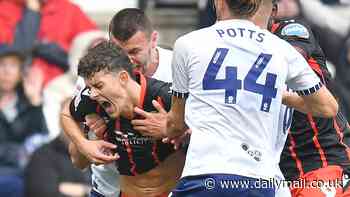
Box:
[171,37,189,99]
[285,43,322,96]
[156,82,172,112]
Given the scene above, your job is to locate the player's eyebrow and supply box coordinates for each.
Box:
[128,48,141,54]
[93,82,103,87]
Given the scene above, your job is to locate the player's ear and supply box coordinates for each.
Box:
[119,71,129,86]
[150,31,158,49]
[271,3,278,19]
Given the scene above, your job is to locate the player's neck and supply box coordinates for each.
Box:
[128,79,142,109]
[144,48,159,77]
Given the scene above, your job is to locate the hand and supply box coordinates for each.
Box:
[59,182,90,197]
[26,0,41,11]
[78,139,119,165]
[23,66,43,106]
[131,100,167,138]
[85,114,107,139]
[163,129,192,150]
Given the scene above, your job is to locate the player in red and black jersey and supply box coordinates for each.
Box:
[66,41,185,197]
[270,1,350,196]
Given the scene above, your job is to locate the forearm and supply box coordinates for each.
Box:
[60,100,88,147]
[166,114,186,138]
[68,142,90,169]
[283,87,338,118]
[13,8,40,51]
[301,86,338,118]
[166,96,187,138]
[282,91,309,114]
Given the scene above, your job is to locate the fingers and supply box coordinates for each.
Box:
[152,100,167,114]
[100,141,117,149]
[85,114,100,126]
[185,128,192,134]
[91,141,119,164]
[130,119,147,126]
[134,107,150,118]
[92,153,119,165]
[133,126,148,132]
[162,137,171,143]
[85,114,107,138]
[94,125,107,139]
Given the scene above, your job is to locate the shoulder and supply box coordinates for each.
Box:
[147,77,171,96]
[174,28,209,49]
[273,19,312,40]
[157,47,173,64]
[157,47,173,60]
[146,78,172,108]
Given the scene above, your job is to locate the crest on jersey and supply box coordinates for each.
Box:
[281,23,310,39]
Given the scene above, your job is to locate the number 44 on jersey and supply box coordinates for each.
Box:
[202,48,278,112]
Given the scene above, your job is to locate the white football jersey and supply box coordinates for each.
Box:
[171,19,321,179]
[152,47,173,83]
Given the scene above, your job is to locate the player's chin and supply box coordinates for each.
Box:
[106,105,120,118]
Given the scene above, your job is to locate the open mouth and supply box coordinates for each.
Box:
[98,100,114,115]
[101,101,111,109]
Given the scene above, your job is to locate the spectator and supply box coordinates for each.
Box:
[0,44,48,197]
[0,0,97,86]
[25,101,90,197]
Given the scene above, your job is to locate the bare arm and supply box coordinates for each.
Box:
[166,96,187,138]
[283,86,338,118]
[60,99,86,147]
[60,99,118,165]
[68,142,90,170]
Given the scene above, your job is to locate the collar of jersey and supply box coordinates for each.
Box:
[215,19,255,27]
[134,71,147,109]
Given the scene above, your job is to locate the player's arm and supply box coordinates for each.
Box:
[166,37,190,138]
[166,96,187,138]
[60,99,87,148]
[280,22,337,117]
[68,141,90,169]
[282,87,337,117]
[60,97,118,165]
[285,47,338,118]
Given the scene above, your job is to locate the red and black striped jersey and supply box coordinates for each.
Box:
[272,19,350,180]
[70,73,176,176]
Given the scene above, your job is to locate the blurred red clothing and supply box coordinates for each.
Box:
[0,0,97,86]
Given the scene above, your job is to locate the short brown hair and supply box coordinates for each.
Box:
[225,0,262,17]
[109,8,153,42]
[78,41,134,79]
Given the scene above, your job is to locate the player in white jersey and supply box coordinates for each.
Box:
[160,0,338,196]
[61,8,174,197]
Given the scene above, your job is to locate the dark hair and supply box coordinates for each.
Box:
[109,8,153,42]
[78,41,134,79]
[225,0,262,17]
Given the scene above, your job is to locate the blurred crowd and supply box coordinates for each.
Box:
[0,0,349,197]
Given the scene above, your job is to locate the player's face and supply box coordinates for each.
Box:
[276,0,299,19]
[0,55,22,93]
[85,70,134,119]
[112,31,157,73]
[268,4,278,30]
